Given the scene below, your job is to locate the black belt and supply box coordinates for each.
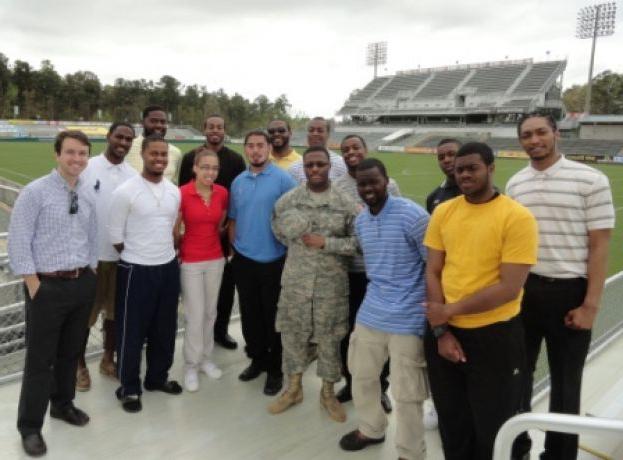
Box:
[528,273,584,284]
[38,266,89,280]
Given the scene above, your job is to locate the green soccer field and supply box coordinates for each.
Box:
[1,140,621,275]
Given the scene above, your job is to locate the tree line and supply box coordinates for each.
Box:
[0,53,308,136]
[562,70,623,114]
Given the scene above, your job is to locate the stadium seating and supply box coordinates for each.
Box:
[339,59,566,119]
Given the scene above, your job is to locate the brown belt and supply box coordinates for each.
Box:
[38,267,89,280]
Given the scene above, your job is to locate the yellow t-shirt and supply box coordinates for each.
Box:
[270,149,301,170]
[424,194,538,328]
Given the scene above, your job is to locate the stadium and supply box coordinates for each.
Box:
[1,51,623,458]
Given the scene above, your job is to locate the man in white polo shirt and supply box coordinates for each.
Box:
[287,117,347,183]
[108,133,182,413]
[507,113,615,460]
[76,122,137,391]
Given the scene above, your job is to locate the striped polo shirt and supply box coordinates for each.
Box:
[506,155,615,278]
[355,195,429,336]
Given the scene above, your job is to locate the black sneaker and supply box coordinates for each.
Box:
[116,387,142,413]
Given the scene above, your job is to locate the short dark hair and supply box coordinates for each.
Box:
[341,134,368,151]
[517,112,558,136]
[303,146,330,161]
[203,113,226,129]
[456,142,495,165]
[193,146,219,165]
[437,138,462,149]
[244,129,270,145]
[268,118,291,131]
[142,105,166,120]
[355,158,388,180]
[54,130,91,156]
[141,133,168,152]
[108,121,135,136]
[308,116,331,134]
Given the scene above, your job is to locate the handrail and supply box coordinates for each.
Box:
[493,412,623,460]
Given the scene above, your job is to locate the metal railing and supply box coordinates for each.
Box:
[493,412,623,460]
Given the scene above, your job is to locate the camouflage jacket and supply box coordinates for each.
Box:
[272,184,359,299]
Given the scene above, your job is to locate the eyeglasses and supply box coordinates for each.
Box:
[267,127,287,134]
[69,191,79,214]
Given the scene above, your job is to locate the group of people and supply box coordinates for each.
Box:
[7,107,614,460]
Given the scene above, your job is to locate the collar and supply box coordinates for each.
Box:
[188,180,213,197]
[246,162,275,177]
[368,194,395,219]
[528,154,565,177]
[51,168,81,190]
[100,152,127,170]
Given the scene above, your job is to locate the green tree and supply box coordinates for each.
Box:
[564,71,623,114]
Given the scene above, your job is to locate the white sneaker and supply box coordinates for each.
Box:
[423,398,438,430]
[184,369,199,392]
[201,362,222,379]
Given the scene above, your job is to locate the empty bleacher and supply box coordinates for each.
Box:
[512,61,562,95]
[416,69,471,99]
[349,77,390,102]
[462,64,525,94]
[375,74,429,100]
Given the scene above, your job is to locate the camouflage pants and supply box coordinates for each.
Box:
[277,291,348,382]
[281,331,342,381]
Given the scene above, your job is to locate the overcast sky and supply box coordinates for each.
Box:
[1,0,621,117]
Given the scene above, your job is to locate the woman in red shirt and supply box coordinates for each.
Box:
[175,148,228,392]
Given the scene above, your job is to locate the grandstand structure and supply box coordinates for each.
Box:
[339,59,566,124]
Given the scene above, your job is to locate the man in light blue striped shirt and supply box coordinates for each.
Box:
[339,158,429,460]
[8,130,98,457]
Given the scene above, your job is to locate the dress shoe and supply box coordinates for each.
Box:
[238,361,264,382]
[144,380,183,394]
[263,374,283,396]
[116,387,142,413]
[76,366,91,392]
[381,392,393,414]
[336,384,352,403]
[21,433,47,457]
[339,429,385,451]
[215,333,238,350]
[50,404,90,426]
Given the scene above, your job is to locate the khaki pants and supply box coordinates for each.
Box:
[180,258,225,370]
[348,324,428,460]
[89,261,117,327]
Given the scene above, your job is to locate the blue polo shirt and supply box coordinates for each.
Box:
[229,162,297,263]
[355,196,429,336]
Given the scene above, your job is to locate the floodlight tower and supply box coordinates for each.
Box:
[366,42,387,78]
[576,2,617,114]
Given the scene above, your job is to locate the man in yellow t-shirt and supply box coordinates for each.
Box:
[268,119,301,170]
[423,142,538,460]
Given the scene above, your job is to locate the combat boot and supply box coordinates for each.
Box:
[268,373,303,414]
[320,380,346,422]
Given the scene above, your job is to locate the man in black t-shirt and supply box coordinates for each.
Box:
[425,138,462,214]
[179,115,245,350]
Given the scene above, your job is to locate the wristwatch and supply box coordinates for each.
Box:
[432,323,449,338]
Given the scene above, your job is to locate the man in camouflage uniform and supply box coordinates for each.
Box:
[268,146,359,422]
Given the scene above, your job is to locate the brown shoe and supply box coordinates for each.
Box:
[320,380,346,423]
[99,357,117,379]
[268,373,303,414]
[76,366,91,392]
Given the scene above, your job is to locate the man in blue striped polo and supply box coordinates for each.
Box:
[339,158,429,460]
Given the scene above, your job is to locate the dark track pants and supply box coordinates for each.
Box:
[232,251,284,376]
[425,316,526,460]
[17,270,96,436]
[514,274,591,460]
[115,258,180,397]
[340,271,389,391]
